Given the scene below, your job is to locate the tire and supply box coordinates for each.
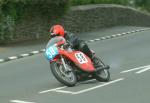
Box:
[50,62,77,87]
[94,69,110,82]
[93,57,110,82]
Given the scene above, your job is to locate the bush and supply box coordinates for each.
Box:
[0,15,15,43]
[135,0,150,11]
[0,0,70,43]
[71,0,128,6]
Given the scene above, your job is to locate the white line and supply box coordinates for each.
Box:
[130,31,136,33]
[54,90,74,94]
[31,51,39,54]
[136,67,150,74]
[101,37,106,39]
[0,59,4,62]
[72,78,124,95]
[39,79,96,94]
[39,86,67,94]
[89,40,94,42]
[112,35,117,37]
[10,100,35,103]
[20,54,29,57]
[126,32,132,34]
[120,65,150,73]
[135,30,140,32]
[40,49,45,52]
[116,34,122,36]
[8,56,18,60]
[94,39,100,41]
[121,32,127,35]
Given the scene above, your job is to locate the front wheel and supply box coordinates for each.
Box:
[50,62,77,87]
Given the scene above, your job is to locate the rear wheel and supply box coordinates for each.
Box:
[94,68,110,82]
[50,62,77,87]
[93,57,110,82]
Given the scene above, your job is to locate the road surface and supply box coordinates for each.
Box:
[0,26,150,103]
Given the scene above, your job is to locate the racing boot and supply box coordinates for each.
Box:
[91,56,103,68]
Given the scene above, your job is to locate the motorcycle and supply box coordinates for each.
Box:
[45,36,110,87]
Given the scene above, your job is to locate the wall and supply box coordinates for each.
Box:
[14,4,150,42]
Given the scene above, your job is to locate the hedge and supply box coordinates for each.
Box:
[0,0,70,44]
[71,0,128,5]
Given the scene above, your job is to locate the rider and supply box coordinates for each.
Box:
[47,24,101,68]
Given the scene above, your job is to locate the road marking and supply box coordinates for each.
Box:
[135,30,140,32]
[122,32,127,35]
[112,34,117,37]
[72,78,124,95]
[31,51,39,54]
[39,86,67,94]
[40,49,45,52]
[126,32,132,34]
[0,59,4,62]
[100,37,106,40]
[53,90,74,94]
[120,65,150,73]
[116,34,122,36]
[89,40,94,42]
[136,67,150,74]
[20,54,30,57]
[130,31,136,33]
[8,56,18,60]
[38,79,96,94]
[10,100,35,103]
[94,39,100,41]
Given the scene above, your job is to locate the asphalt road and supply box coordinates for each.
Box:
[0,26,150,103]
[0,26,146,59]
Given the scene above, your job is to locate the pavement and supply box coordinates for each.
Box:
[0,26,150,103]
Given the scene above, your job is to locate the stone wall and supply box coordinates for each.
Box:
[14,4,150,42]
[60,4,150,33]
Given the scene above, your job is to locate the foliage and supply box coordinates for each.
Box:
[71,0,128,6]
[0,0,70,43]
[135,0,150,11]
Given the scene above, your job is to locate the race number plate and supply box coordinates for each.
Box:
[45,45,59,61]
[75,52,88,64]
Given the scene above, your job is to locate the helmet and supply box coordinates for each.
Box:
[49,24,65,37]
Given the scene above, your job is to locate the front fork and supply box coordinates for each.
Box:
[60,55,71,72]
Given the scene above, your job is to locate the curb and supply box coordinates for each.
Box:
[0,28,150,63]
[0,49,45,63]
[86,28,150,43]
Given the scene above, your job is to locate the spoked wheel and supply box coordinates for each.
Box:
[50,62,77,87]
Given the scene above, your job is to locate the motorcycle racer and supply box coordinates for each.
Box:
[47,24,102,68]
